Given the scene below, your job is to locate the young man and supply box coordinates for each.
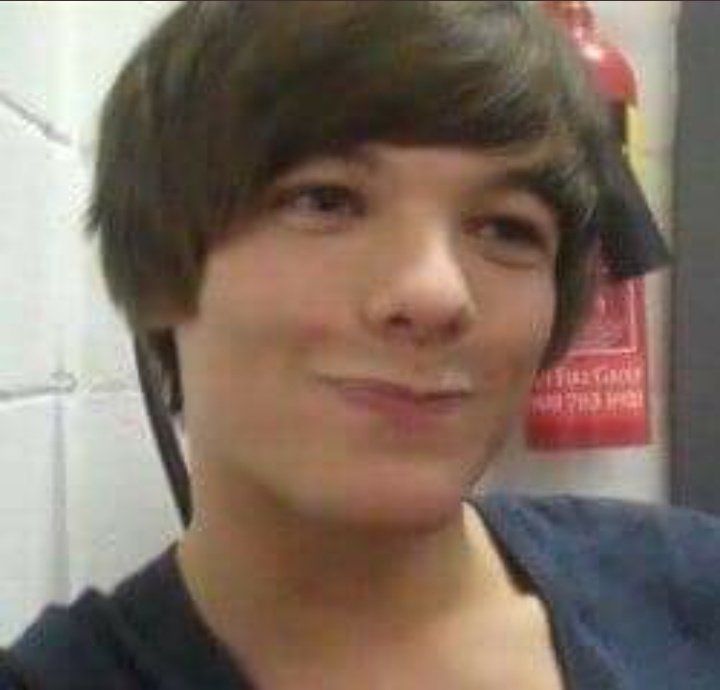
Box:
[5,2,719,689]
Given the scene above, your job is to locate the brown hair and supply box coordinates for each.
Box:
[87,0,612,415]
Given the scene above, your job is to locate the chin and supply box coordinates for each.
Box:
[295,466,472,535]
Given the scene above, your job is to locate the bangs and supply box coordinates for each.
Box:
[190,1,597,229]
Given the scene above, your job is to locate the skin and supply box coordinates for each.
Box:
[173,143,563,688]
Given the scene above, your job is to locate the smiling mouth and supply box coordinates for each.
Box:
[334,378,470,403]
[320,376,472,429]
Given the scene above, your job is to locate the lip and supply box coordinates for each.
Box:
[320,377,471,430]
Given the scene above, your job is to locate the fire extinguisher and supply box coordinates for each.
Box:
[526,0,651,450]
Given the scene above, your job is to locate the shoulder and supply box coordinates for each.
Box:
[5,590,133,689]
[5,546,244,690]
[6,549,178,690]
[479,490,720,566]
[533,493,720,603]
[477,491,720,644]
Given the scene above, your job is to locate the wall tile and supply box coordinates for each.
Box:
[0,398,64,644]
[0,108,74,392]
[64,390,181,597]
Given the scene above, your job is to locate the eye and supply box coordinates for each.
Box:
[274,183,365,218]
[483,216,545,246]
[465,215,554,266]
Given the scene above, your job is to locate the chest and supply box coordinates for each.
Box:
[251,595,567,690]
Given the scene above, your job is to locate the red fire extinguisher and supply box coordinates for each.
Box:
[526,1,650,450]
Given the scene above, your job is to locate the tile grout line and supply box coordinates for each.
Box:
[0,88,74,148]
[51,389,71,601]
[0,372,78,404]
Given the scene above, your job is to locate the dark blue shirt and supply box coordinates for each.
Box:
[5,492,720,689]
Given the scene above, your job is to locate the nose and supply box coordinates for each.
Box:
[362,222,476,348]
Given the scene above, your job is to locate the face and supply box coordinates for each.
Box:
[176,144,559,531]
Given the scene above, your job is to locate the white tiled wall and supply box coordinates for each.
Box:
[0,399,63,644]
[0,1,180,644]
[0,106,63,392]
[64,390,179,599]
[0,0,677,644]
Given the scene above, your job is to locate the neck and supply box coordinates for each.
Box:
[177,469,502,657]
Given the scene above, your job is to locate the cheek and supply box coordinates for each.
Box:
[204,242,348,376]
[481,274,556,387]
[525,278,557,355]
[292,295,345,345]
[518,268,556,338]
